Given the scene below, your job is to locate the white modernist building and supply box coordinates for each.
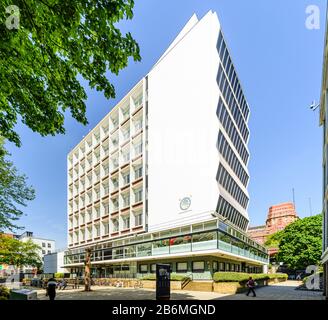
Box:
[64,11,268,279]
[19,231,56,273]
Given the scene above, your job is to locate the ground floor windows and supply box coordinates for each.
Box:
[139,264,148,273]
[213,261,218,273]
[176,262,188,273]
[192,261,205,272]
[151,264,156,273]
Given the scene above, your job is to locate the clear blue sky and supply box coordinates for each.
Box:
[5,0,326,248]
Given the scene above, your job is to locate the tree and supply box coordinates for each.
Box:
[276,214,322,270]
[264,230,284,249]
[0,0,141,147]
[84,247,92,291]
[0,140,35,232]
[0,236,42,269]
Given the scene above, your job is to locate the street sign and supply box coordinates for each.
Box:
[156,264,171,300]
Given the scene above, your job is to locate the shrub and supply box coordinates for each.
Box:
[213,272,287,283]
[141,273,190,281]
[0,286,10,300]
[54,273,64,279]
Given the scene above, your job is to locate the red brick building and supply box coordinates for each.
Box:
[248,202,298,256]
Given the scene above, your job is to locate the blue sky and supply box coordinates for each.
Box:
[5,0,326,248]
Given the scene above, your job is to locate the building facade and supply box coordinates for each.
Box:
[64,11,268,279]
[0,231,55,274]
[320,4,328,299]
[44,250,69,274]
[248,202,298,258]
[18,231,56,272]
[248,203,298,245]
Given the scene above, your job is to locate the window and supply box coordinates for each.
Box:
[48,243,51,248]
[135,144,142,156]
[139,264,148,273]
[122,194,130,207]
[123,152,130,163]
[219,262,225,271]
[123,129,130,140]
[135,120,143,131]
[123,173,130,185]
[176,262,188,272]
[42,242,45,248]
[42,250,46,254]
[47,250,51,254]
[231,264,235,272]
[151,264,156,273]
[123,216,130,229]
[134,189,143,203]
[135,213,142,226]
[135,166,142,179]
[95,225,100,237]
[213,261,218,273]
[104,223,109,235]
[225,263,230,272]
[192,261,205,272]
[112,219,119,232]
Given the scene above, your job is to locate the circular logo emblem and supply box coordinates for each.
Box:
[180,197,191,211]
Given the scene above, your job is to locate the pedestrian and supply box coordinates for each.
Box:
[46,278,57,300]
[246,277,257,297]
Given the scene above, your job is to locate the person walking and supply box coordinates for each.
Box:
[246,277,257,297]
[46,278,57,300]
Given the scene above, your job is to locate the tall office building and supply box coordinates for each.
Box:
[64,11,268,279]
[320,4,328,299]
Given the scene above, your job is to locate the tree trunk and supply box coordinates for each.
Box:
[84,248,92,291]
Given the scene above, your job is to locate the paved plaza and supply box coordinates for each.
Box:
[30,281,325,300]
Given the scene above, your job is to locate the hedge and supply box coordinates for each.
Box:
[141,274,190,281]
[213,272,288,283]
[0,286,10,300]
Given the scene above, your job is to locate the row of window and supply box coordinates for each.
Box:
[139,261,207,273]
[217,64,249,143]
[217,31,250,120]
[217,131,249,187]
[216,196,249,231]
[217,97,249,165]
[65,228,268,264]
[69,213,143,244]
[42,242,52,248]
[216,164,249,209]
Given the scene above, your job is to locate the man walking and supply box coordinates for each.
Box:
[46,278,57,300]
[246,277,257,297]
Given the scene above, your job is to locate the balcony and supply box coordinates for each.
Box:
[65,228,268,264]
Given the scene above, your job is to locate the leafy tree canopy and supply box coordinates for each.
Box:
[0,235,42,268]
[276,214,322,270]
[0,139,35,232]
[264,229,284,249]
[0,0,141,146]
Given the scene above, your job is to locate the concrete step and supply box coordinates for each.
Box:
[183,281,213,292]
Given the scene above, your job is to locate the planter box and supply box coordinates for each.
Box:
[213,279,268,294]
[141,280,183,290]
